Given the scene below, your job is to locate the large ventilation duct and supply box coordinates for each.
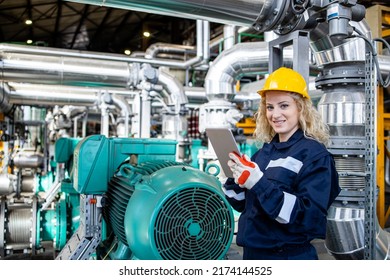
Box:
[67,0,292,33]
[67,0,366,38]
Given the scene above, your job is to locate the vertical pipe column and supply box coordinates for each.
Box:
[140,90,151,138]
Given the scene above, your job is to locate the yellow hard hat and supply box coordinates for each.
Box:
[257,67,309,99]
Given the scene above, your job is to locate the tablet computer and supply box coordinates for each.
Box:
[205,127,240,178]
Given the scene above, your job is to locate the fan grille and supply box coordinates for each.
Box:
[154,187,233,260]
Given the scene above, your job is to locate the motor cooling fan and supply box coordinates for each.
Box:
[103,160,234,260]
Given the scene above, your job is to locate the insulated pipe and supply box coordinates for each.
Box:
[158,70,188,107]
[0,82,13,115]
[111,95,131,138]
[145,43,195,60]
[0,18,209,89]
[2,42,390,111]
[223,25,238,51]
[209,26,251,51]
[204,41,297,96]
[1,41,390,109]
[0,49,138,88]
[202,21,211,63]
[67,0,289,32]
[0,42,200,71]
[3,83,135,137]
[5,82,138,107]
[0,17,210,70]
[204,20,390,97]
[7,83,100,106]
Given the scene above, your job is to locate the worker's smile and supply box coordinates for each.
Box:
[272,119,285,126]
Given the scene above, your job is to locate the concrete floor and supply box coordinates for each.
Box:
[225,238,336,260]
[4,239,334,260]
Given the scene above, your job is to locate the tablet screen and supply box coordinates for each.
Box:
[205,128,240,178]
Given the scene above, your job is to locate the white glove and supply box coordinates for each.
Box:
[228,152,263,190]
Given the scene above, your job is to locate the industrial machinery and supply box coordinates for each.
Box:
[55,135,234,260]
[0,133,80,259]
[1,0,390,260]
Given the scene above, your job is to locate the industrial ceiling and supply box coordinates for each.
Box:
[0,0,223,54]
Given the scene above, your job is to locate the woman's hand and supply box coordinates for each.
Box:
[228,152,263,190]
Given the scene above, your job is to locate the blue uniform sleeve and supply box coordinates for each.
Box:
[222,177,246,212]
[251,153,340,234]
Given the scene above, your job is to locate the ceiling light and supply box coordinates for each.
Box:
[26,40,33,44]
[25,19,33,25]
[124,49,131,55]
[143,31,151,38]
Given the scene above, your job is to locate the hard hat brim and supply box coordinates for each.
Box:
[257,89,310,99]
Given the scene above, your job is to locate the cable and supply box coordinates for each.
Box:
[351,27,390,88]
[373,37,390,87]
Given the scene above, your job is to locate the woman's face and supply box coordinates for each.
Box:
[265,91,300,142]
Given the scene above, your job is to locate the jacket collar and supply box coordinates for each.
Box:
[271,129,305,150]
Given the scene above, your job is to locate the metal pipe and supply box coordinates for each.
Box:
[0,47,140,87]
[66,0,288,32]
[202,21,211,63]
[204,20,390,98]
[311,19,390,260]
[223,25,238,51]
[204,41,297,96]
[158,70,188,107]
[6,83,99,106]
[140,90,151,138]
[13,153,44,169]
[0,43,200,72]
[111,95,131,138]
[0,81,13,115]
[0,174,16,196]
[309,21,371,67]
[326,201,390,259]
[6,82,137,107]
[145,43,195,59]
[0,17,211,90]
[0,43,180,67]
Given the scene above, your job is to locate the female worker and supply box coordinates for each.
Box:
[223,67,341,260]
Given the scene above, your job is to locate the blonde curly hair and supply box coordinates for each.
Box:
[253,92,330,146]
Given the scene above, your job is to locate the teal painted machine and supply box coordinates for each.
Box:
[105,161,233,260]
[56,135,234,260]
[0,137,81,259]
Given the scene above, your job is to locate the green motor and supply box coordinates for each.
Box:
[103,161,234,260]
